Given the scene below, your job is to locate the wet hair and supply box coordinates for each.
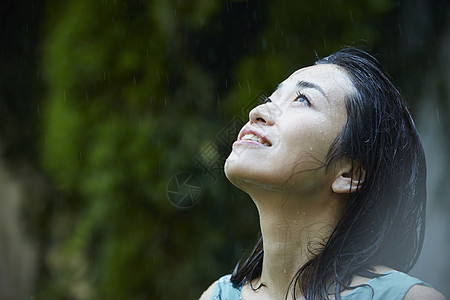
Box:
[230,47,426,300]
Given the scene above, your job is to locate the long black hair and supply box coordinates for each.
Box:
[230,47,427,299]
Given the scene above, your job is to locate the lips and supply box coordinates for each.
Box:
[238,128,272,146]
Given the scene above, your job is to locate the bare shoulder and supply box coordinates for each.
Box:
[404,284,447,300]
[198,280,218,300]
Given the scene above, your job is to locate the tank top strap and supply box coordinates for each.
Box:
[343,270,432,300]
[210,274,242,300]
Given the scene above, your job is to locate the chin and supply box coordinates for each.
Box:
[224,154,245,188]
[225,153,283,192]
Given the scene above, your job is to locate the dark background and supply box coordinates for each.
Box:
[1,0,449,299]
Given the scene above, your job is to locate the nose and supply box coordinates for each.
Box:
[249,104,276,125]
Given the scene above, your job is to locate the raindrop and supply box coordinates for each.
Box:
[349,10,354,22]
[436,108,440,123]
[37,104,40,115]
[63,89,66,101]
[238,81,242,89]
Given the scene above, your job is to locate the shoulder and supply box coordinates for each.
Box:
[346,266,447,300]
[199,280,218,300]
[199,275,236,300]
[404,285,447,300]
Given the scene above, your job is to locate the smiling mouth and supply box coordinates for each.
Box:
[240,133,272,146]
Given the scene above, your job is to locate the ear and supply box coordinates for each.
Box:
[331,157,365,194]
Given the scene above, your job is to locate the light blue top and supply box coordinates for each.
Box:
[210,271,431,300]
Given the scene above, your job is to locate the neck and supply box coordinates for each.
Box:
[248,187,345,299]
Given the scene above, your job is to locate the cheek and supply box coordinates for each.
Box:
[281,117,335,161]
[273,123,339,192]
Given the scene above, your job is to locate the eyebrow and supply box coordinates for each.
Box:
[296,81,326,97]
[276,81,326,97]
[276,83,283,91]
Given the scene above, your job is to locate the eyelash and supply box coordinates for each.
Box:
[294,91,311,106]
[258,93,272,105]
[256,91,311,106]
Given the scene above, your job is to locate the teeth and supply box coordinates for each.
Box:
[241,133,270,146]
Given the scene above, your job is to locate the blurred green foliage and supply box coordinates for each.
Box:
[37,0,401,299]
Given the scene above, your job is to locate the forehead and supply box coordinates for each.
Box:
[278,64,355,99]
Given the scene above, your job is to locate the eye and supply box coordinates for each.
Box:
[294,91,311,106]
[263,97,272,104]
[257,93,272,105]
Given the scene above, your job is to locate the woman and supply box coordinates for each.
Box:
[200,48,446,300]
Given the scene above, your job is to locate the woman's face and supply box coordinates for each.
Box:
[225,64,356,195]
